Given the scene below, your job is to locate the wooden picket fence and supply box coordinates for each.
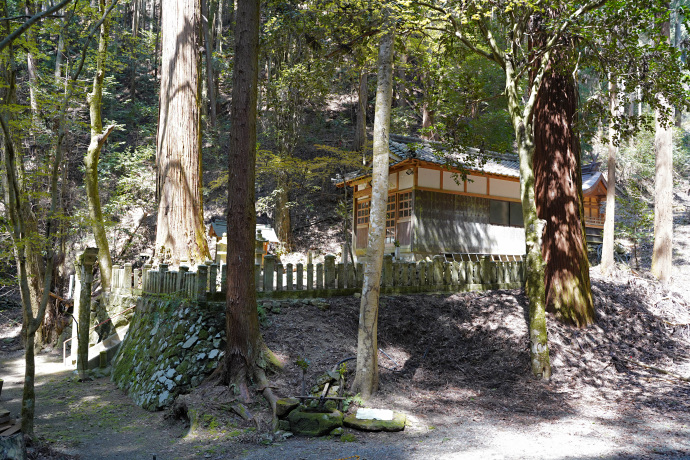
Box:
[109,254,524,301]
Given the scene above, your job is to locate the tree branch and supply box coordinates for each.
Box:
[0,0,73,52]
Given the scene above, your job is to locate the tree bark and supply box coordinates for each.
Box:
[652,17,673,284]
[155,0,211,265]
[223,0,262,392]
[352,27,394,400]
[601,77,618,275]
[533,59,593,327]
[506,55,551,379]
[202,0,217,127]
[85,0,113,290]
[352,68,367,153]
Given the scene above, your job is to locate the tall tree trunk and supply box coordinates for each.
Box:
[652,17,673,284]
[85,0,114,290]
[352,68,367,153]
[533,60,593,327]
[25,0,40,121]
[352,27,394,400]
[155,0,211,265]
[223,0,262,393]
[601,77,618,275]
[420,103,437,140]
[506,56,551,380]
[202,0,217,127]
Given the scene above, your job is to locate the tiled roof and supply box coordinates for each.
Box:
[389,134,520,178]
[340,134,602,188]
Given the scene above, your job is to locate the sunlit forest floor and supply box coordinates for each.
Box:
[1,188,690,459]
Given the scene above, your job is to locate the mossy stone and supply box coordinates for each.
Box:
[287,409,343,437]
[343,411,406,432]
[276,398,301,418]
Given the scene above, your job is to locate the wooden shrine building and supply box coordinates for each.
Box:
[339,135,607,262]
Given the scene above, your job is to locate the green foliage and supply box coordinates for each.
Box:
[296,356,310,371]
[101,144,156,215]
[617,183,653,269]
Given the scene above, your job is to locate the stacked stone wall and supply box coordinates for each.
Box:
[111,296,225,411]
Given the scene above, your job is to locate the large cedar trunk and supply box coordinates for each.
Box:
[155,0,210,265]
[533,64,594,327]
[652,17,673,283]
[223,0,262,391]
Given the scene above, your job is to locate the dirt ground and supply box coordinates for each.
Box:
[2,189,690,459]
[1,264,689,459]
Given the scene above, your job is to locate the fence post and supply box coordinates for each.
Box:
[221,263,227,293]
[111,264,120,291]
[263,255,276,292]
[133,268,141,291]
[416,261,426,286]
[209,264,218,294]
[432,255,444,286]
[316,263,324,289]
[382,254,393,287]
[307,263,314,290]
[276,263,284,291]
[286,263,294,291]
[123,263,133,292]
[197,265,208,300]
[176,266,188,293]
[443,262,452,285]
[324,254,336,289]
[336,262,344,289]
[296,263,304,290]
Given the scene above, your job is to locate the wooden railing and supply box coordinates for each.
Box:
[109,254,525,301]
[585,216,605,227]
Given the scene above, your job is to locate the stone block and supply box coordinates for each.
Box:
[343,410,406,432]
[276,397,300,418]
[288,408,343,437]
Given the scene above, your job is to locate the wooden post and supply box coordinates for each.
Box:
[197,265,208,300]
[286,263,294,291]
[276,263,284,291]
[307,262,314,290]
[177,266,189,293]
[209,263,218,294]
[296,263,304,290]
[263,255,276,292]
[432,255,444,286]
[417,261,426,286]
[324,254,336,289]
[316,263,324,289]
[336,263,345,289]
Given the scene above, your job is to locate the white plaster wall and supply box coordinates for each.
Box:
[443,171,464,192]
[389,172,398,190]
[398,169,414,189]
[418,168,441,189]
[467,175,487,194]
[488,225,525,254]
[490,178,520,199]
